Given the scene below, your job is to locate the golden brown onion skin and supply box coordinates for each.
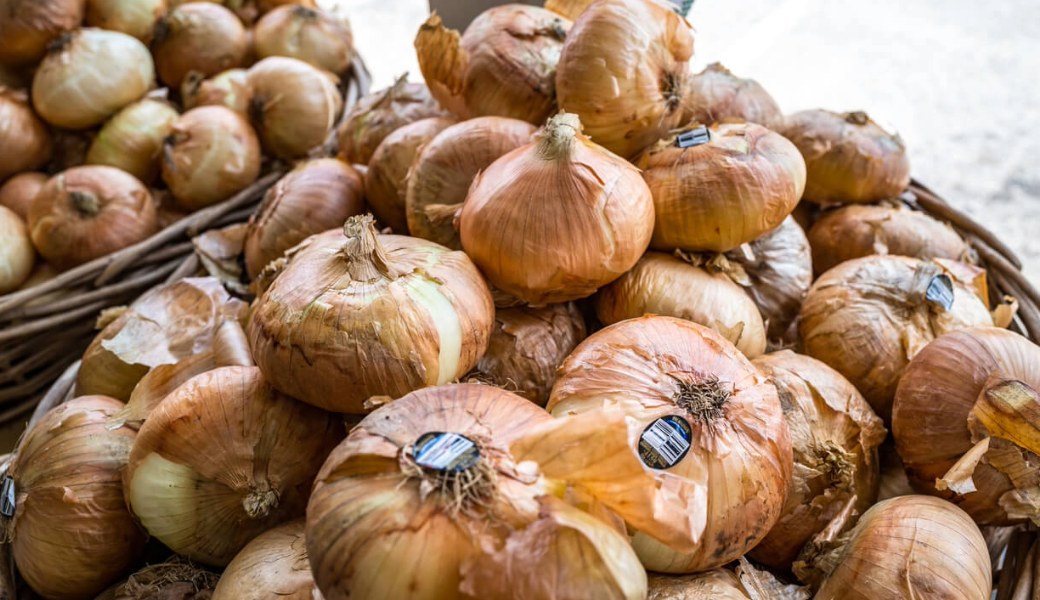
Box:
[338,78,451,165]
[406,116,535,249]
[648,571,750,600]
[0,88,53,182]
[86,98,180,185]
[0,172,45,220]
[254,4,353,74]
[85,0,167,43]
[212,519,318,600]
[93,559,218,600]
[0,0,85,66]
[809,204,968,276]
[680,62,784,130]
[645,122,806,253]
[152,3,248,88]
[783,109,910,206]
[248,56,344,159]
[11,396,145,600]
[182,68,252,114]
[0,205,34,294]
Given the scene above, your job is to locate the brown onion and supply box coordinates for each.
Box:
[0,171,47,219]
[0,0,85,66]
[0,205,34,293]
[244,157,365,278]
[783,110,910,205]
[365,116,455,233]
[152,2,248,88]
[0,87,53,182]
[86,98,179,184]
[94,558,219,600]
[182,68,252,114]
[406,116,536,249]
[555,0,693,158]
[10,396,146,600]
[647,561,809,600]
[680,62,784,130]
[254,4,353,74]
[460,112,654,305]
[248,56,343,159]
[212,520,319,600]
[86,0,167,42]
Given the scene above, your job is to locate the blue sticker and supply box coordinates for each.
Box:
[413,432,480,472]
[639,416,693,469]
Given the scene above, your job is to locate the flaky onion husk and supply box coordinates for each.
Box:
[152,2,248,88]
[248,56,344,159]
[0,87,53,182]
[680,62,784,130]
[182,68,252,114]
[254,4,353,74]
[85,0,167,43]
[0,0,85,66]
[647,562,809,600]
[86,98,180,185]
[0,172,47,220]
[0,205,34,294]
[212,519,319,599]
[93,557,219,600]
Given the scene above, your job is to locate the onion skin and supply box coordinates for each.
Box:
[254,4,354,74]
[0,171,47,220]
[86,98,180,185]
[10,396,145,600]
[0,0,85,67]
[86,0,167,42]
[248,56,344,159]
[213,519,319,600]
[257,0,316,13]
[809,204,968,276]
[555,0,693,158]
[338,77,451,165]
[182,68,252,114]
[244,158,365,279]
[648,571,750,600]
[365,116,456,233]
[644,122,807,253]
[152,3,248,88]
[595,252,767,358]
[406,116,535,249]
[93,559,219,600]
[783,110,910,206]
[0,205,34,293]
[680,62,784,130]
[0,88,53,182]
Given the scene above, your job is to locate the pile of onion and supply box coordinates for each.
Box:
[249,215,494,414]
[415,6,570,124]
[783,109,910,205]
[459,112,654,305]
[86,98,180,184]
[85,0,166,42]
[0,172,47,219]
[212,520,318,599]
[182,68,252,114]
[248,56,343,159]
[0,87,52,182]
[681,62,784,130]
[555,0,693,158]
[254,4,354,74]
[0,205,34,294]
[125,366,344,566]
[306,383,647,600]
[0,0,85,66]
[152,2,248,88]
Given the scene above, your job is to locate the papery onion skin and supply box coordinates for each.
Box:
[254,4,354,74]
[125,366,344,567]
[0,205,35,293]
[248,56,344,159]
[680,62,784,130]
[10,396,145,600]
[644,122,806,253]
[0,172,46,220]
[338,77,451,165]
[86,98,180,185]
[648,571,750,600]
[555,0,693,158]
[0,88,53,182]
[257,0,316,13]
[93,558,219,600]
[0,0,85,66]
[406,116,536,249]
[182,68,252,114]
[152,2,248,88]
[32,29,155,130]
[783,109,910,206]
[212,519,319,599]
[86,0,167,42]
[595,252,767,358]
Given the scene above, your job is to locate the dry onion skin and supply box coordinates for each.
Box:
[306,383,647,600]
[680,62,783,130]
[10,396,146,600]
[152,2,248,88]
[647,561,809,600]
[0,205,35,294]
[459,112,654,305]
[212,519,319,600]
[244,158,365,279]
[0,171,47,219]
[85,0,167,42]
[0,87,53,182]
[748,351,886,571]
[595,252,767,358]
[254,4,354,74]
[256,0,316,13]
[182,68,252,114]
[0,0,85,66]
[86,98,180,185]
[125,366,344,566]
[808,203,969,276]
[94,558,219,600]
[406,116,536,249]
[643,122,806,253]
[28,166,158,270]
[249,215,494,414]
[414,6,571,124]
[248,56,344,159]
[783,110,910,206]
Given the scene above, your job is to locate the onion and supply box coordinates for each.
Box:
[182,68,252,114]
[555,0,693,158]
[0,205,34,294]
[748,351,886,571]
[783,110,910,205]
[406,116,536,249]
[254,4,353,74]
[249,215,494,414]
[125,366,344,566]
[32,29,155,130]
[28,166,158,270]
[257,0,315,13]
[643,122,806,253]
[244,157,365,278]
[94,558,219,600]
[9,396,146,600]
[86,98,179,184]
[680,62,784,130]
[85,0,167,42]
[595,252,767,358]
[162,105,262,211]
[0,0,85,66]
[306,383,647,600]
[248,56,344,159]
[0,87,53,182]
[535,315,792,573]
[212,520,319,600]
[152,2,248,88]
[0,171,47,220]
[648,561,809,600]
[459,112,654,305]
[808,203,969,276]
[365,116,456,233]
[414,6,571,124]
[799,256,994,421]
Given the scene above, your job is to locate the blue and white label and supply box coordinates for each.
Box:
[639,416,693,469]
[413,432,480,472]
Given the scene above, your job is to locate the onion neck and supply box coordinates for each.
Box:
[292,4,319,19]
[662,71,683,114]
[340,214,400,282]
[70,191,100,216]
[536,112,581,161]
[242,484,279,519]
[670,374,729,431]
[844,111,870,125]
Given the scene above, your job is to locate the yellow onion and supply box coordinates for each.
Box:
[0,172,48,219]
[162,105,262,211]
[749,351,886,571]
[468,302,586,406]
[0,87,53,182]
[809,203,969,276]
[555,0,693,158]
[94,558,219,600]
[86,98,179,184]
[595,252,767,358]
[406,116,536,249]
[249,215,494,413]
[32,29,155,130]
[532,315,792,573]
[414,6,570,124]
[306,383,647,600]
[244,157,365,278]
[0,205,34,293]
[365,116,456,233]
[182,68,252,114]
[0,0,85,66]
[212,519,319,600]
[647,561,809,600]
[680,62,784,130]
[783,110,910,205]
[28,166,158,270]
[152,2,248,88]
[643,122,807,253]
[86,0,167,42]
[460,112,654,305]
[166,0,260,24]
[9,396,146,600]
[799,255,993,421]
[248,56,343,159]
[254,4,353,74]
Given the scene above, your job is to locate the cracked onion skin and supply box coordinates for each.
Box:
[680,62,784,130]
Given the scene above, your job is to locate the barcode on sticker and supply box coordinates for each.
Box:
[639,416,692,470]
[926,274,955,311]
[0,477,14,518]
[414,433,478,471]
